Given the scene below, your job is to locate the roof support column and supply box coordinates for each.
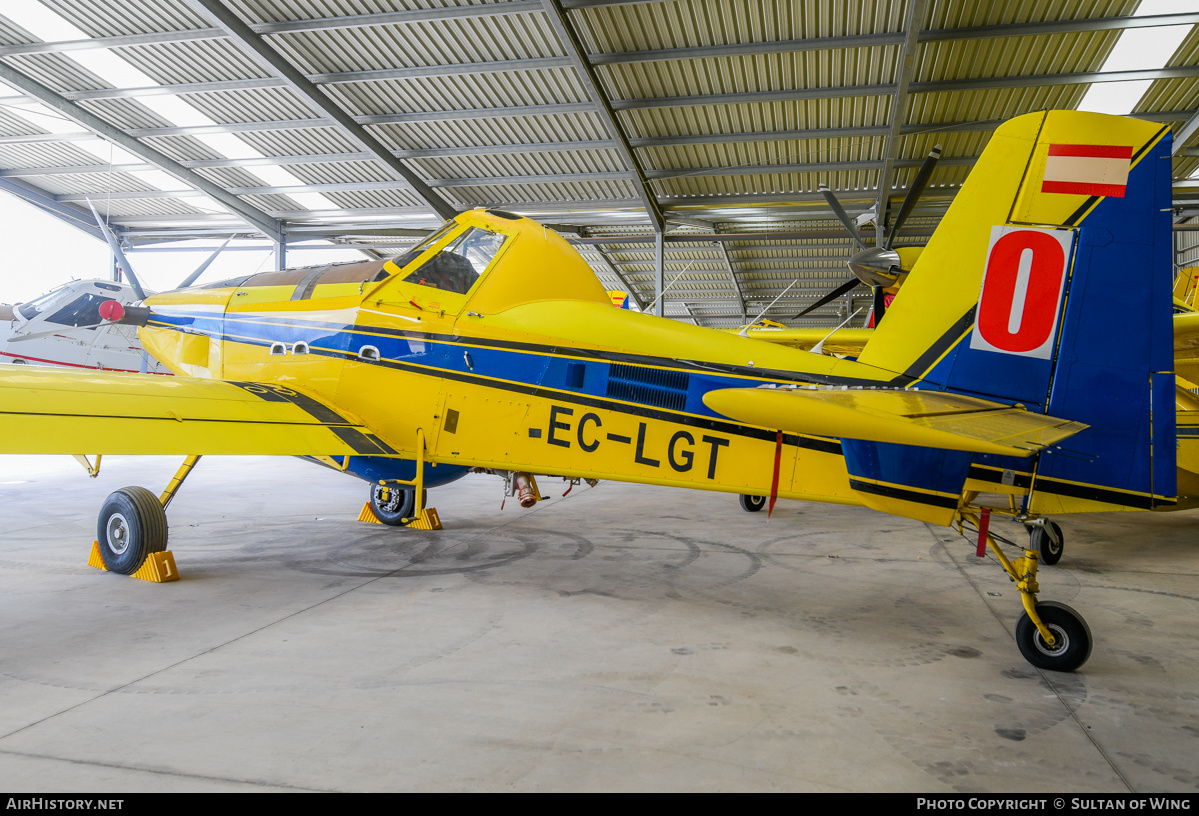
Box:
[584,231,647,310]
[715,237,746,321]
[655,230,665,317]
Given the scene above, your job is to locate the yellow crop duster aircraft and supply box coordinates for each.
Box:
[0,110,1180,673]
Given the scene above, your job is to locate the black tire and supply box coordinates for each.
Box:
[1015,601,1093,672]
[739,494,767,513]
[1030,521,1064,565]
[96,486,168,575]
[370,485,427,526]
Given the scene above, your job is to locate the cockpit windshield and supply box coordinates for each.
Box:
[15,286,67,321]
[389,221,457,271]
[402,227,507,295]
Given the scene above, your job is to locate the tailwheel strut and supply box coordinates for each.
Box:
[959,509,1092,672]
[89,455,199,582]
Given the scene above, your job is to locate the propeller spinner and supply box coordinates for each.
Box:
[792,146,941,323]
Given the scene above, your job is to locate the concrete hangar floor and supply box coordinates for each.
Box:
[0,455,1195,793]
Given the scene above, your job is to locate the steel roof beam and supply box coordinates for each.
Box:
[0,61,282,241]
[54,171,637,200]
[540,0,664,233]
[0,141,622,176]
[35,157,973,190]
[609,67,1199,111]
[188,0,458,223]
[0,2,548,57]
[32,56,1195,108]
[877,0,929,246]
[1175,111,1199,156]
[4,111,1188,148]
[5,6,1196,59]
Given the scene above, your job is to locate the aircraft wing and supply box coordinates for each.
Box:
[0,367,396,456]
[703,387,1087,457]
[1175,311,1199,386]
[732,327,873,355]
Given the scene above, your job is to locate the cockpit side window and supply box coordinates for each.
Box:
[403,227,507,295]
[45,293,107,328]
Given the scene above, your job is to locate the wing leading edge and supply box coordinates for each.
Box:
[0,367,396,456]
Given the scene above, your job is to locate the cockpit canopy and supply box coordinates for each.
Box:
[395,226,507,295]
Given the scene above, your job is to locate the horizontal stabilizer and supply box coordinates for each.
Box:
[703,387,1087,457]
[0,367,396,456]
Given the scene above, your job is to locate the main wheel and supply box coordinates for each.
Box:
[1030,520,1064,565]
[739,494,766,513]
[96,486,168,575]
[370,485,427,526]
[1014,601,1092,672]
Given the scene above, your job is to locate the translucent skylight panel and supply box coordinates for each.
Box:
[0,2,340,215]
[1076,0,1197,115]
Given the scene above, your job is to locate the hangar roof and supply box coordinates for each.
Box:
[0,0,1196,326]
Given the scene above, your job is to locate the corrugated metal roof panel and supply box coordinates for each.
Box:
[39,0,208,37]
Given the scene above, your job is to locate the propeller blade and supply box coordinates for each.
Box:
[791,277,861,321]
[818,183,867,251]
[177,234,235,289]
[884,145,941,250]
[87,200,147,301]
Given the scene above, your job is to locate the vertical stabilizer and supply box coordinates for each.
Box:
[858,111,1174,511]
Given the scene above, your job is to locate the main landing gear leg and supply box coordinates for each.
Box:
[357,428,442,530]
[960,510,1092,672]
[89,455,199,582]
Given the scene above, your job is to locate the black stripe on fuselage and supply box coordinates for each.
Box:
[1031,476,1173,510]
[968,465,1033,489]
[219,334,844,455]
[848,479,960,509]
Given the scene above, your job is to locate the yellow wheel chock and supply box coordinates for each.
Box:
[88,455,198,582]
[88,540,179,583]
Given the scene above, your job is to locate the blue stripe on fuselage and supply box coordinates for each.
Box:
[147,309,818,424]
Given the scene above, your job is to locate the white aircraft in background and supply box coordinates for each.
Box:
[1,278,168,373]
[0,203,233,374]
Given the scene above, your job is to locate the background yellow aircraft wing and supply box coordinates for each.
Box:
[704,387,1087,457]
[1174,311,1199,386]
[0,367,396,456]
[727,327,873,355]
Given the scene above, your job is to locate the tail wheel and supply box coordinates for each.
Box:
[96,487,168,575]
[1030,521,1064,565]
[1015,601,1092,672]
[370,485,428,526]
[739,494,766,513]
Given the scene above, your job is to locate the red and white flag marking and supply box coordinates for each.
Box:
[1041,144,1132,198]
